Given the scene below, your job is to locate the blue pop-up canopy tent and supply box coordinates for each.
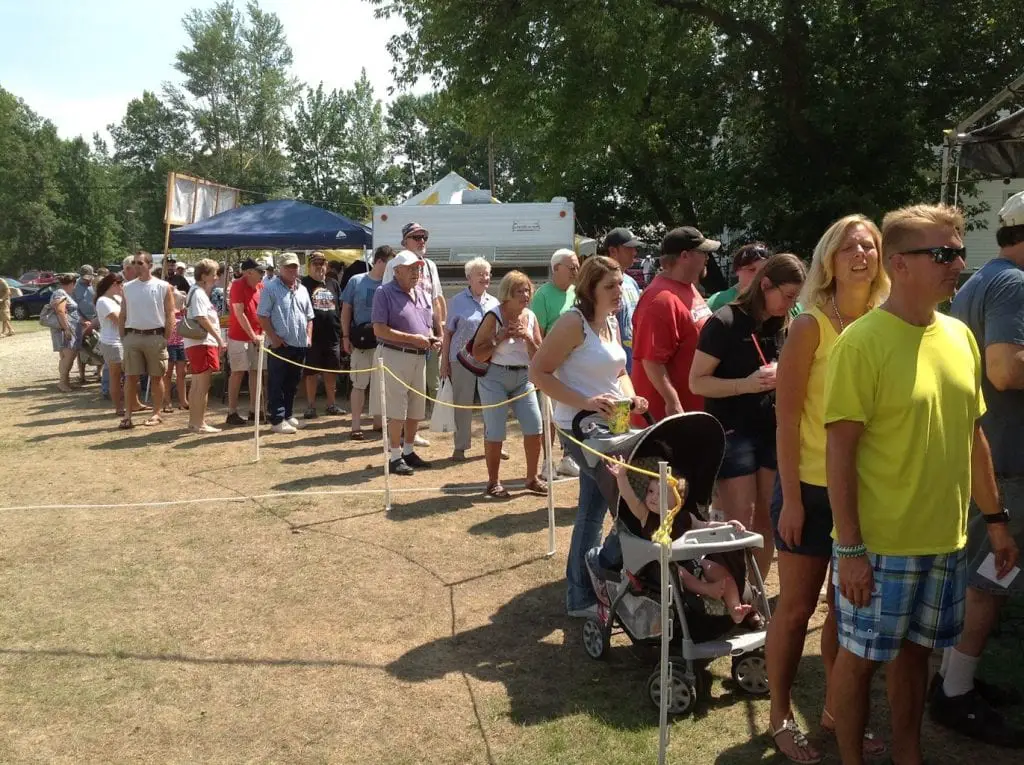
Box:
[169,199,372,250]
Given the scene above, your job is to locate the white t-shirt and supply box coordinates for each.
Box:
[183,287,220,348]
[95,296,122,346]
[123,277,169,330]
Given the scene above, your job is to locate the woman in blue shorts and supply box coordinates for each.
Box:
[765,216,889,763]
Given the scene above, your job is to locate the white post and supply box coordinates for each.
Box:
[378,348,391,512]
[253,342,265,463]
[657,460,671,765]
[543,393,556,557]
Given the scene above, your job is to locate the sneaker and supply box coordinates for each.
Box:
[324,404,345,416]
[271,420,297,434]
[390,457,414,476]
[539,463,553,482]
[413,433,430,447]
[929,683,1024,748]
[558,455,580,477]
[500,448,510,460]
[286,417,306,430]
[567,603,599,619]
[585,548,611,607]
[403,451,432,469]
[303,407,318,420]
[225,412,246,427]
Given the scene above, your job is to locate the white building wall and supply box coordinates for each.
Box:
[963,179,1024,269]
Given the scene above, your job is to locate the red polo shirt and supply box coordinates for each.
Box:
[630,274,712,424]
[228,277,263,342]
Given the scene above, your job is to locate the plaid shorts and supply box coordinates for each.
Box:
[833,549,967,662]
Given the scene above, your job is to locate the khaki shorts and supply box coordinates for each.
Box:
[228,337,261,371]
[350,347,376,390]
[123,332,168,377]
[381,346,426,421]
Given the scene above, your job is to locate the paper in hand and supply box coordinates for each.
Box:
[977,552,1021,588]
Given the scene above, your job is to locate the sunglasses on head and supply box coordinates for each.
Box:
[738,246,770,267]
[901,246,966,265]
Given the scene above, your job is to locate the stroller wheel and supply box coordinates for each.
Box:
[582,618,608,660]
[731,650,769,695]
[647,661,699,716]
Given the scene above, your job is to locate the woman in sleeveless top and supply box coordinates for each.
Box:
[765,216,889,763]
[530,256,649,618]
[49,273,90,392]
[471,271,545,498]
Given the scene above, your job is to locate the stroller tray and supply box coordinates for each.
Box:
[620,527,765,570]
[683,627,767,661]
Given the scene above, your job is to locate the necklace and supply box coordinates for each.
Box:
[831,295,847,333]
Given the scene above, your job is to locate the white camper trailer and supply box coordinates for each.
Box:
[372,199,577,270]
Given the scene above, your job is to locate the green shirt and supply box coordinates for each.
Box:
[531,282,576,334]
[707,284,802,318]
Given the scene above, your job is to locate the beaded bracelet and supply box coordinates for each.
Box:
[834,543,867,558]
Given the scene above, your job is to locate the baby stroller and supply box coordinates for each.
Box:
[573,410,772,716]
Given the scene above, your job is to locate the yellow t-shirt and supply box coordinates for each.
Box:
[798,306,839,487]
[824,309,985,555]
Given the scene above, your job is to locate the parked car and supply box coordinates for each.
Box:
[18,270,56,286]
[10,283,56,320]
[2,277,36,298]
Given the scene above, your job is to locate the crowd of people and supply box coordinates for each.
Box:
[29,190,1024,763]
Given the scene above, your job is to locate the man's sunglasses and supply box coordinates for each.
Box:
[407,234,428,242]
[901,246,966,264]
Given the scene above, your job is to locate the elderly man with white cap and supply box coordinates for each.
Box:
[372,249,440,475]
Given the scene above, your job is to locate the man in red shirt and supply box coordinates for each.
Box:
[225,258,265,425]
[631,226,719,424]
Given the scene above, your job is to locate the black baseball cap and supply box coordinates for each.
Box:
[603,227,641,249]
[239,257,266,272]
[661,226,722,256]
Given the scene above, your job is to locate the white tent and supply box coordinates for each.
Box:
[401,171,500,205]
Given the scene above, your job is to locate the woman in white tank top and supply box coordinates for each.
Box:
[471,271,545,498]
[529,256,649,617]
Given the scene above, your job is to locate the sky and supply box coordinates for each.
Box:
[0,0,424,141]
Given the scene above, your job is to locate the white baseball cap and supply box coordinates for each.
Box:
[998,190,1024,228]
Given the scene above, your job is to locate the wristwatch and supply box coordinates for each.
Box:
[984,509,1011,525]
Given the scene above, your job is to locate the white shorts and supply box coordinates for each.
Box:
[228,337,261,371]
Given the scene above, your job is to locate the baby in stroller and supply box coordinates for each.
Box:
[607,458,755,625]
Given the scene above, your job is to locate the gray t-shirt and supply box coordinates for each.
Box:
[950,257,1024,476]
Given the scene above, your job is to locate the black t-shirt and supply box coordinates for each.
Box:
[301,275,342,344]
[696,305,785,436]
[167,273,190,293]
[340,260,368,293]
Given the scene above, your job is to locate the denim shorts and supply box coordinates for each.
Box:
[478,364,542,442]
[770,478,834,557]
[833,549,966,662]
[718,428,777,479]
[167,344,186,363]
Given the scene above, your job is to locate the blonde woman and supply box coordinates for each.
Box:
[765,216,889,763]
[184,258,227,433]
[471,271,545,497]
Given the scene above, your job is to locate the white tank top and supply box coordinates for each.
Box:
[553,308,627,427]
[489,306,535,367]
[123,278,169,330]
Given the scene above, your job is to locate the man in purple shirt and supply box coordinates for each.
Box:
[372,249,441,475]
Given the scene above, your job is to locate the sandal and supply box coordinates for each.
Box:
[118,418,134,430]
[161,404,174,413]
[524,478,548,495]
[771,719,822,764]
[485,483,511,499]
[821,709,887,758]
[350,431,365,441]
[143,415,163,427]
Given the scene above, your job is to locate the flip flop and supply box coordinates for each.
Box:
[771,719,822,764]
[821,709,887,757]
[524,479,548,495]
[143,415,163,427]
[118,418,134,430]
[485,483,511,499]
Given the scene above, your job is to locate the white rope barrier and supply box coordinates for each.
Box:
[253,340,265,463]
[378,348,391,512]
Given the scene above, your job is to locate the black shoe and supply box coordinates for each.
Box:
[247,411,257,423]
[403,451,432,469]
[389,457,414,476]
[225,412,246,427]
[929,684,1024,748]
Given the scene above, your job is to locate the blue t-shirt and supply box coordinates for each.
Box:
[950,258,1024,476]
[616,272,641,372]
[342,273,382,326]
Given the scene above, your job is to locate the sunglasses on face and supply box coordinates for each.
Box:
[133,261,146,266]
[407,234,428,242]
[901,246,966,265]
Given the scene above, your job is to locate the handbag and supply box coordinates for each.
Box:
[176,288,208,340]
[38,302,62,330]
[457,312,502,377]
[351,322,377,351]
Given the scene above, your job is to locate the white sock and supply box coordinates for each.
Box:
[939,647,952,678]
[402,443,414,456]
[390,447,402,461]
[942,648,980,698]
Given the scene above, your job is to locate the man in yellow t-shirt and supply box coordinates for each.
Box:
[824,204,1018,765]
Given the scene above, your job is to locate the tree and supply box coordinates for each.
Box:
[344,69,398,208]
[286,83,358,211]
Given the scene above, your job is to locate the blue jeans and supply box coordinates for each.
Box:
[100,363,110,396]
[560,435,623,611]
[267,345,306,424]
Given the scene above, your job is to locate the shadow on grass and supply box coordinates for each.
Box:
[87,429,186,450]
[467,506,575,538]
[0,645,383,670]
[271,469,386,492]
[279,445,383,464]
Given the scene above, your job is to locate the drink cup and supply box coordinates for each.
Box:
[607,398,633,434]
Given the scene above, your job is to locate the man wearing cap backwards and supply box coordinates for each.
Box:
[603,227,642,372]
[372,249,439,475]
[630,226,717,423]
[224,258,265,426]
[165,257,190,293]
[928,190,1024,748]
[825,203,1017,765]
[257,252,314,434]
[300,251,345,420]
